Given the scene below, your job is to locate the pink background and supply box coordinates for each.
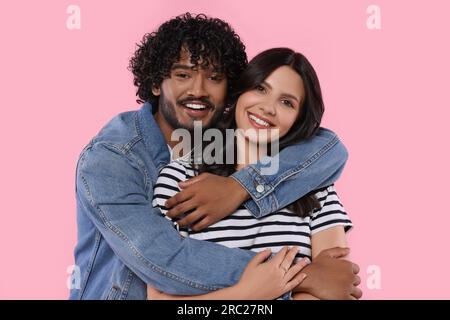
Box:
[1,0,449,299]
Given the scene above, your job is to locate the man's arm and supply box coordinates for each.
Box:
[165,128,348,229]
[76,142,255,295]
[232,128,348,217]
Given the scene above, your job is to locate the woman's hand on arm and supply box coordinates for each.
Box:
[147,246,310,300]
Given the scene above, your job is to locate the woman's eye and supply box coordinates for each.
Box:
[255,85,265,92]
[282,99,294,108]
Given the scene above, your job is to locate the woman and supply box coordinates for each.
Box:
[150,48,353,300]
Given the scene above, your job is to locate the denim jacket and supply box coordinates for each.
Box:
[69,102,348,300]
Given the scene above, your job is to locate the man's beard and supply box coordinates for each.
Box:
[158,93,224,133]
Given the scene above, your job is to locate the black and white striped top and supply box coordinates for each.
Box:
[152,160,353,260]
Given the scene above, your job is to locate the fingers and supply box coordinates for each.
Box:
[354,274,361,286]
[284,257,310,281]
[270,246,289,266]
[351,286,363,299]
[352,262,360,274]
[178,173,209,189]
[249,249,272,267]
[166,189,194,209]
[177,210,205,227]
[350,274,363,299]
[191,216,211,231]
[279,247,300,271]
[322,247,350,259]
[285,272,308,293]
[166,198,197,219]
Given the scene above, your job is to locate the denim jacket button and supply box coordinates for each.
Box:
[256,185,265,193]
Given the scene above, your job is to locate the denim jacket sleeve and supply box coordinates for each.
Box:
[76,142,255,295]
[231,128,348,218]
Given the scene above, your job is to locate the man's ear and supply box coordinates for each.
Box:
[152,85,160,96]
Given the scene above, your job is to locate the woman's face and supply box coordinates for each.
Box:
[235,66,305,144]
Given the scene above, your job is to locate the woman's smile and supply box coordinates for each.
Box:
[247,111,275,129]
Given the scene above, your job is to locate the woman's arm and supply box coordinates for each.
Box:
[147,247,310,300]
[292,226,348,300]
[311,226,348,259]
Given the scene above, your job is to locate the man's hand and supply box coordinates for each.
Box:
[294,247,362,300]
[165,173,249,231]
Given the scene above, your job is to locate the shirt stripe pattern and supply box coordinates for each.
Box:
[152,160,353,260]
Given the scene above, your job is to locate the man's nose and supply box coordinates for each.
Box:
[187,74,208,97]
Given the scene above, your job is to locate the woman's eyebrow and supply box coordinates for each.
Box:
[282,93,300,103]
[263,81,300,102]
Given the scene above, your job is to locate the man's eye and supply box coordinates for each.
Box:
[209,76,222,81]
[176,73,190,79]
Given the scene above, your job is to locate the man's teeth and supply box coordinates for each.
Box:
[249,114,270,127]
[185,103,207,110]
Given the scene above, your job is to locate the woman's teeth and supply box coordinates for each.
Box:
[249,113,270,127]
[185,103,207,110]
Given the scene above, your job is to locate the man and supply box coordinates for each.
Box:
[70,13,361,300]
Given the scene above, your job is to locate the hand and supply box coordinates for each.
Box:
[293,247,362,300]
[234,246,310,300]
[165,173,249,231]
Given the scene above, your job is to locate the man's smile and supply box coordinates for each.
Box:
[178,100,213,118]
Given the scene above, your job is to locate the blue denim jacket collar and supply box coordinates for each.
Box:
[137,102,170,170]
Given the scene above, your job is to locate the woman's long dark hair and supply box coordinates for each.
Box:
[198,48,326,217]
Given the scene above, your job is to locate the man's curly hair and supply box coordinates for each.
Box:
[129,13,248,108]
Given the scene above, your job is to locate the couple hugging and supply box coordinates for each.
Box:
[70,12,362,300]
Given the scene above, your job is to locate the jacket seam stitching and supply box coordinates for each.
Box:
[78,230,102,299]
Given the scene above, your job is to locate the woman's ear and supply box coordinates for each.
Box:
[152,85,160,96]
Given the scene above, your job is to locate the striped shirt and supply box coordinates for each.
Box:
[152,160,353,260]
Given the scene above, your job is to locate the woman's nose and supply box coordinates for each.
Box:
[259,101,276,116]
